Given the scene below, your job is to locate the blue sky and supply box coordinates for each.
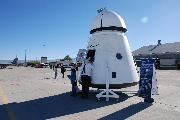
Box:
[0,0,180,60]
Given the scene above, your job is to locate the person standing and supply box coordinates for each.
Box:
[70,65,77,97]
[81,60,93,99]
[61,65,66,78]
[54,65,58,79]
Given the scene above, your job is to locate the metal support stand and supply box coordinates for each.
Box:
[96,88,119,101]
[96,63,119,101]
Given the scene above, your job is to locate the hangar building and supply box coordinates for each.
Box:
[133,40,180,70]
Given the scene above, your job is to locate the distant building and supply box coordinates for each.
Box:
[49,60,73,67]
[41,57,47,64]
[133,40,180,69]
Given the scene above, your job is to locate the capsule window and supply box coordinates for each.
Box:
[112,72,116,78]
[116,53,122,60]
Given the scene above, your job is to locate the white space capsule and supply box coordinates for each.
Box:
[86,9,139,88]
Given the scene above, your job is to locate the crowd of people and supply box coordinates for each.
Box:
[52,59,94,99]
[70,59,93,98]
[53,64,66,79]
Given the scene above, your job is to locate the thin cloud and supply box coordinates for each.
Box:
[141,16,149,24]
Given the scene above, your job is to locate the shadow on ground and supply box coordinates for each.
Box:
[98,102,152,120]
[0,91,130,120]
[67,75,72,81]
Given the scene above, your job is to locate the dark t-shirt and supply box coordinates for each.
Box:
[61,67,65,73]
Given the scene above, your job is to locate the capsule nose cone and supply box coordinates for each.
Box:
[90,10,127,34]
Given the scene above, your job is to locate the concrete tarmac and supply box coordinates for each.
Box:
[0,66,180,120]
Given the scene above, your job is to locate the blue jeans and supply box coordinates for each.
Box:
[71,80,77,96]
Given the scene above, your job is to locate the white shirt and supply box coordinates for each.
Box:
[81,63,93,76]
[54,68,57,72]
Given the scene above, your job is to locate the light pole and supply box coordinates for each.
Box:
[24,49,27,67]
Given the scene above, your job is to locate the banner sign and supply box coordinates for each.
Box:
[138,59,158,98]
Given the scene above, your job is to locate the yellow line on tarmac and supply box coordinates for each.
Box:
[0,87,16,120]
[0,88,9,104]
